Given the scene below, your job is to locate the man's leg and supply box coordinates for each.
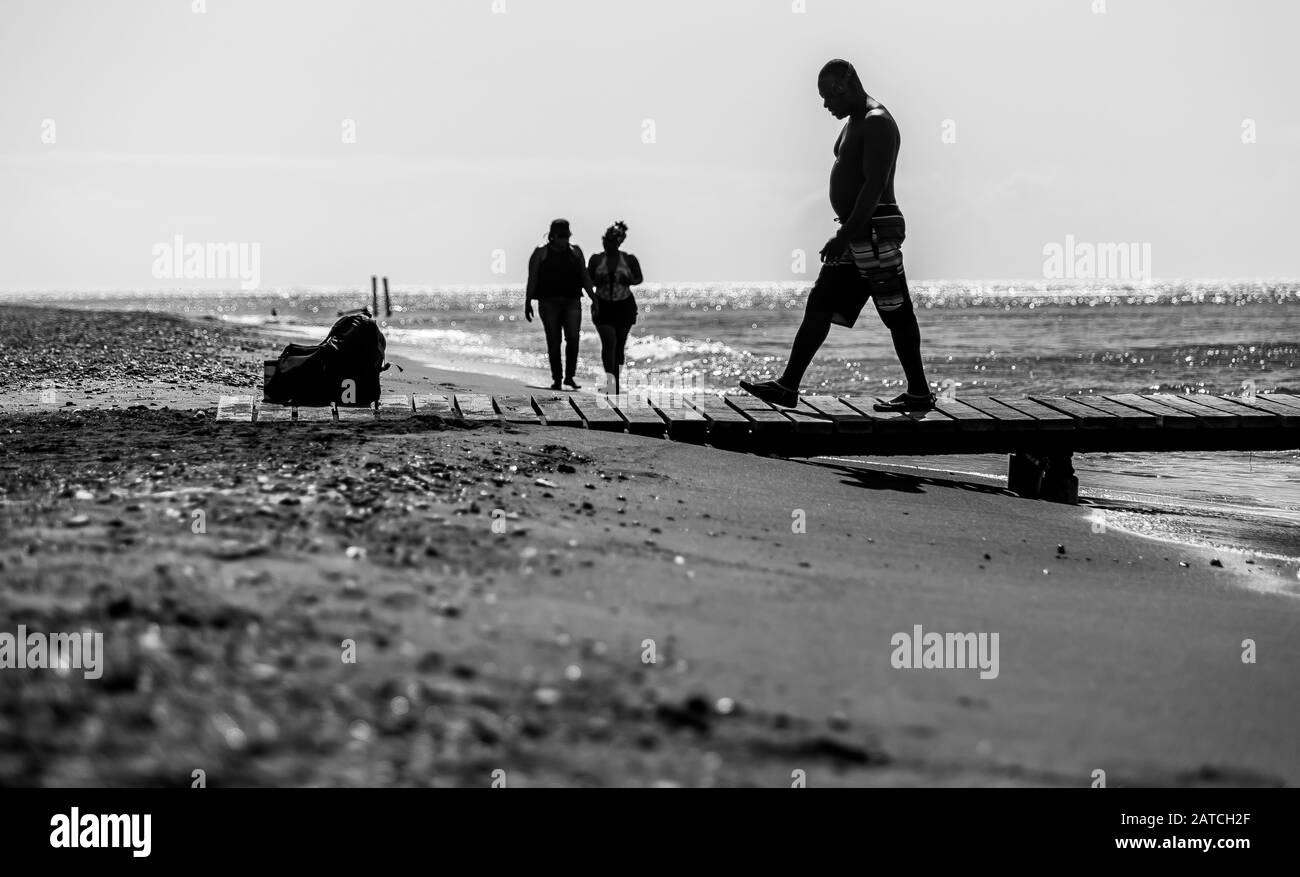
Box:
[778,312,833,390]
[562,301,581,383]
[740,260,854,407]
[858,243,932,410]
[538,301,563,384]
[875,296,929,396]
[739,312,831,407]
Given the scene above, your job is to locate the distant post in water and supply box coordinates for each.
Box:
[370,275,378,316]
[383,276,392,318]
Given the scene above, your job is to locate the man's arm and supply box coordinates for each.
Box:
[573,245,595,297]
[835,112,898,243]
[525,247,542,302]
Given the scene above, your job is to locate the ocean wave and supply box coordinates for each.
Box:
[624,333,742,363]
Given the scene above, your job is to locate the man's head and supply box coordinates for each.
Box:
[548,218,572,244]
[818,59,865,119]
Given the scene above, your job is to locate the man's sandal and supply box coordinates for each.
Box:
[739,379,799,408]
[872,391,936,412]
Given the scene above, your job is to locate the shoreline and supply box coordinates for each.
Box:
[3,303,1299,786]
[10,300,1298,575]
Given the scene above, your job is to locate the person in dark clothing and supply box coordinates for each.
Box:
[525,218,595,390]
[587,221,643,395]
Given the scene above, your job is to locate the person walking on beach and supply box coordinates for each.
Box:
[588,221,643,395]
[740,59,932,412]
[525,218,595,391]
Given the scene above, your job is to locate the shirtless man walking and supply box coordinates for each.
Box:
[741,59,932,412]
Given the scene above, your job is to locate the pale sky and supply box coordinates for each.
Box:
[2,0,1296,289]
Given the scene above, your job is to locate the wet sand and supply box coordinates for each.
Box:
[2,304,1297,787]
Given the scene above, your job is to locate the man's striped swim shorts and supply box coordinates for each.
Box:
[805,237,911,329]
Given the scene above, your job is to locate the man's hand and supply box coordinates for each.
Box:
[524,301,533,322]
[820,234,849,263]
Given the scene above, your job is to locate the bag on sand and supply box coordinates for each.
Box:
[262,311,391,406]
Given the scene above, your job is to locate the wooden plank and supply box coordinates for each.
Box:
[838,397,958,432]
[945,397,1038,432]
[958,396,1032,420]
[568,394,626,431]
[335,403,377,422]
[377,394,415,420]
[1029,396,1121,429]
[294,405,335,423]
[1105,394,1198,428]
[493,395,542,424]
[1164,394,1277,428]
[1215,394,1300,427]
[256,403,294,423]
[1060,395,1160,429]
[686,394,753,433]
[987,397,1076,430]
[1149,394,1241,428]
[780,407,834,434]
[532,395,586,428]
[799,396,872,433]
[412,393,455,418]
[1260,393,1300,413]
[646,396,708,441]
[724,395,796,435]
[603,394,669,437]
[650,396,706,421]
[454,393,499,422]
[216,395,255,422]
[933,398,998,431]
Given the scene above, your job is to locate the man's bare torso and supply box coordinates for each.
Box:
[829,98,899,224]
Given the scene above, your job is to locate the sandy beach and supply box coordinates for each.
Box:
[2,304,1297,787]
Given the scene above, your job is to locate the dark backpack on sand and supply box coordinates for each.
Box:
[263,311,391,406]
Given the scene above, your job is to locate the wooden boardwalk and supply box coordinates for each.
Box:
[218,391,1300,503]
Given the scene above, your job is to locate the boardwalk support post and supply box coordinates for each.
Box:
[1007,452,1042,498]
[1008,451,1077,504]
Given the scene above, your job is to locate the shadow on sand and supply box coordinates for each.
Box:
[804,460,1020,500]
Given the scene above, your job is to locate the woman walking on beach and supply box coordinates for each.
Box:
[525,218,594,391]
[588,221,643,395]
